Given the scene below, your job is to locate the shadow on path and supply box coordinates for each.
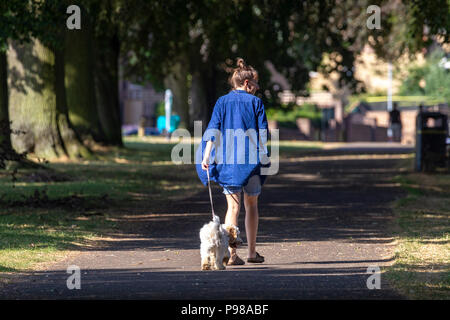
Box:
[62,156,407,253]
[2,265,402,299]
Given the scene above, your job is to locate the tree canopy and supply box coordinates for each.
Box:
[0,0,448,158]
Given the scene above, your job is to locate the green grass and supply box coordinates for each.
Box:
[0,209,114,272]
[277,140,324,158]
[386,164,450,299]
[0,136,200,273]
[0,138,198,203]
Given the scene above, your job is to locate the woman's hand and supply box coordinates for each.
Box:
[201,157,209,170]
[202,140,214,170]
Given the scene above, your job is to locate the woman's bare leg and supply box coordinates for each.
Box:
[244,194,259,259]
[225,193,241,259]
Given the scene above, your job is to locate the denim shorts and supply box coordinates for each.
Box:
[222,175,261,196]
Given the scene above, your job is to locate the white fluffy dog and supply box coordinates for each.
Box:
[200,215,242,270]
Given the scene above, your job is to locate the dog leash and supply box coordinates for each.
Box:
[206,168,215,219]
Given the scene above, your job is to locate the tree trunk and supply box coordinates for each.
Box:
[0,50,13,153]
[190,71,208,130]
[203,63,219,121]
[54,46,91,159]
[8,39,89,160]
[164,61,190,130]
[64,9,106,143]
[93,32,123,146]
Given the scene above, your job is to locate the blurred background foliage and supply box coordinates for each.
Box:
[0,0,448,160]
[400,51,450,103]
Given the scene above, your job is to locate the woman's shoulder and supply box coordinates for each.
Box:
[221,90,262,104]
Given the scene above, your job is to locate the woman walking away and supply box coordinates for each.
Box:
[197,58,269,265]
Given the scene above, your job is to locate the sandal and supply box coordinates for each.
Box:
[247,252,264,263]
[227,255,245,266]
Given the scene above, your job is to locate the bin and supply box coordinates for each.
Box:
[415,111,448,172]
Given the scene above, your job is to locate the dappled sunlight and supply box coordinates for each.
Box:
[283,153,413,163]
[259,216,316,222]
[278,173,320,180]
[115,213,206,220]
[385,168,450,299]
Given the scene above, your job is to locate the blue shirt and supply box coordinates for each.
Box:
[196,90,269,187]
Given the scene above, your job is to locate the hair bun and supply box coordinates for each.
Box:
[228,57,258,89]
[236,58,246,69]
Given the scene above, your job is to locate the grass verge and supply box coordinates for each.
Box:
[0,208,115,272]
[386,162,450,299]
[0,137,199,274]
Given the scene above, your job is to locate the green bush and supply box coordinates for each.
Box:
[266,103,322,128]
[155,101,165,118]
[400,50,450,103]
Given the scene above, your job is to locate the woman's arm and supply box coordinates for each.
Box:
[202,98,222,170]
[257,99,270,158]
[201,140,214,170]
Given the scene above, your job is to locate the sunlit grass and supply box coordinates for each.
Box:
[0,137,196,272]
[0,209,115,272]
[387,164,450,299]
